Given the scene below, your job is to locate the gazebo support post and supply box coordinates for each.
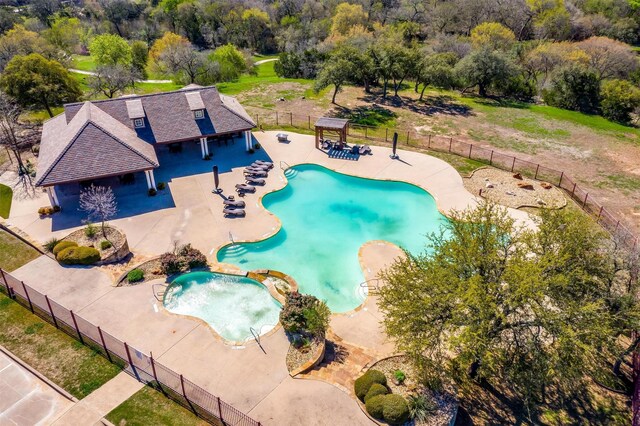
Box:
[244,131,252,151]
[145,170,157,190]
[200,137,209,157]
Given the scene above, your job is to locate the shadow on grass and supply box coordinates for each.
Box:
[330,104,397,127]
[358,91,473,117]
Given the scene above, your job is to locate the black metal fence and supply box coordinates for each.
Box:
[253,109,638,250]
[0,269,261,426]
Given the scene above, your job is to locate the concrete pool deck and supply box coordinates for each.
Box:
[3,130,536,425]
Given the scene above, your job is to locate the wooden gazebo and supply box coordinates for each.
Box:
[315,117,349,149]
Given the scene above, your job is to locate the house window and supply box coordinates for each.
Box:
[194,109,205,120]
[133,118,145,128]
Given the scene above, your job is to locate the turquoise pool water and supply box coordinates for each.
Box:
[163,271,281,342]
[217,164,449,313]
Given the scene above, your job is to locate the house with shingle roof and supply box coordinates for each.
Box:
[36,85,255,207]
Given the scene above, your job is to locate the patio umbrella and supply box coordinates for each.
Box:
[213,165,220,192]
[391,132,399,159]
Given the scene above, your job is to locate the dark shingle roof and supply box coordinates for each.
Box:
[64,86,255,144]
[36,102,160,187]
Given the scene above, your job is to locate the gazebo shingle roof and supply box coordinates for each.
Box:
[36,102,160,186]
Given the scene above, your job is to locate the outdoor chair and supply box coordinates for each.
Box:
[244,170,267,177]
[254,160,273,169]
[223,208,246,217]
[359,145,372,155]
[245,177,266,185]
[236,184,256,193]
[223,199,246,208]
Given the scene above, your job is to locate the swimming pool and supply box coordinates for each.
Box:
[217,164,449,313]
[163,271,281,342]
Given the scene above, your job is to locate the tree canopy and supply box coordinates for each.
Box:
[378,202,640,410]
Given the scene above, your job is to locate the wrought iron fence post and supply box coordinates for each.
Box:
[511,157,516,172]
[98,326,112,362]
[489,150,494,165]
[124,342,140,381]
[448,137,452,152]
[150,352,166,395]
[558,171,564,187]
[365,127,367,139]
[583,193,589,208]
[45,295,58,328]
[275,111,278,126]
[571,183,577,197]
[180,374,198,415]
[534,164,540,180]
[217,396,224,422]
[427,134,431,148]
[0,269,12,298]
[21,281,33,313]
[70,310,83,344]
[468,144,472,159]
[308,115,310,129]
[598,206,604,220]
[385,128,388,142]
[289,112,292,126]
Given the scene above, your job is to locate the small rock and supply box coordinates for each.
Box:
[536,198,547,205]
[485,182,494,188]
[506,191,516,196]
[513,173,523,180]
[517,182,534,190]
[541,182,553,189]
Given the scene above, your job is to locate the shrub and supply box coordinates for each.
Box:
[57,246,101,265]
[280,292,325,334]
[364,383,389,403]
[408,394,438,422]
[248,148,255,154]
[600,79,640,124]
[157,182,166,190]
[148,188,157,196]
[44,237,60,252]
[127,269,144,283]
[254,143,261,149]
[52,240,78,256]
[354,370,387,401]
[84,223,97,238]
[100,240,112,250]
[542,64,600,113]
[160,252,183,275]
[38,206,59,215]
[178,244,207,269]
[365,394,386,419]
[382,394,410,425]
[394,370,406,384]
[303,300,330,336]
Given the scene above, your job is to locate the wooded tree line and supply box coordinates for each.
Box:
[0,0,638,122]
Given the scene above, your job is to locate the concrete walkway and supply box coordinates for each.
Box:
[51,372,142,425]
[0,350,74,426]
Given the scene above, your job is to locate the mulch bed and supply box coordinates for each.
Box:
[286,334,324,373]
[370,355,458,426]
[62,226,125,261]
[117,257,166,286]
[464,168,566,210]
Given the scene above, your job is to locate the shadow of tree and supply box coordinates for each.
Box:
[328,104,397,127]
[323,339,349,365]
[358,91,473,117]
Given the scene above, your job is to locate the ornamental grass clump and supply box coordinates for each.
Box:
[279,292,330,337]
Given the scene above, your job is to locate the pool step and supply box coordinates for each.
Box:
[283,168,298,179]
[223,244,249,257]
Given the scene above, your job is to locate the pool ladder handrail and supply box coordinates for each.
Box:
[279,160,291,170]
[250,326,260,345]
[152,283,168,302]
[229,231,235,245]
[359,278,382,293]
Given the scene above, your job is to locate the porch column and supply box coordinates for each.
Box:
[46,186,59,207]
[244,130,252,151]
[200,138,206,159]
[201,137,209,156]
[145,170,156,190]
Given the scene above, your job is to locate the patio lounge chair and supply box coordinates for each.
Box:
[224,208,246,217]
[350,145,360,155]
[235,184,256,193]
[245,166,268,174]
[223,199,246,208]
[244,170,267,177]
[359,145,372,155]
[245,177,266,185]
[254,160,273,169]
[249,164,270,171]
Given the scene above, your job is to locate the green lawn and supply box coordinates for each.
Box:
[0,184,12,218]
[0,230,39,272]
[106,385,209,426]
[217,60,314,96]
[70,54,96,72]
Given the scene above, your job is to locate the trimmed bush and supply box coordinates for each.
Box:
[57,246,101,265]
[355,369,388,401]
[53,240,78,256]
[44,237,60,252]
[365,394,386,420]
[364,383,389,403]
[84,223,97,238]
[127,269,144,283]
[38,206,60,215]
[382,394,410,425]
[148,188,157,196]
[157,182,166,190]
[100,240,112,250]
[366,369,387,387]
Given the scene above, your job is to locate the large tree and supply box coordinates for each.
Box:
[455,48,517,96]
[0,92,28,174]
[0,53,82,117]
[90,34,132,67]
[378,202,640,409]
[577,36,638,81]
[88,65,139,98]
[314,45,359,103]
